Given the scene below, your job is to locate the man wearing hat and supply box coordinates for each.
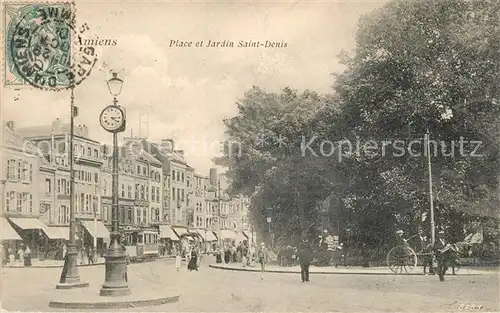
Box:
[257,243,269,280]
[434,230,449,281]
[297,238,313,282]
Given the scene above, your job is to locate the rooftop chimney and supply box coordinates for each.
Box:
[159,138,174,154]
[52,118,61,133]
[174,150,184,158]
[6,120,14,130]
[209,168,218,186]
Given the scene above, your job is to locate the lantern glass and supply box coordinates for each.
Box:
[107,72,123,96]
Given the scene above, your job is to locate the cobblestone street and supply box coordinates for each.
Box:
[1,257,498,312]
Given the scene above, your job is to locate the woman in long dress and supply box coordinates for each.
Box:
[187,249,198,271]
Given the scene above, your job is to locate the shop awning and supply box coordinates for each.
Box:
[44,226,67,240]
[195,230,204,240]
[9,217,48,232]
[236,231,248,243]
[205,231,218,242]
[172,227,188,237]
[1,218,22,240]
[159,225,179,240]
[219,229,237,240]
[81,220,110,239]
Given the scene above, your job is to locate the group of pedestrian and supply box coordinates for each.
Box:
[2,244,32,267]
[174,243,202,272]
[256,240,313,283]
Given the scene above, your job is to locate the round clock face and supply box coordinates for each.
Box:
[100,105,124,132]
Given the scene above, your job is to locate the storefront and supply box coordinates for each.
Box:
[196,229,218,253]
[158,225,179,255]
[8,217,48,259]
[1,218,22,264]
[42,225,69,260]
[219,229,237,247]
[80,219,110,256]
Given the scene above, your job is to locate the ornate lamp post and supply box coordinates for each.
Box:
[57,87,89,289]
[99,72,130,296]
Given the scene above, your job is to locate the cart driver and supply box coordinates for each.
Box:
[396,230,407,245]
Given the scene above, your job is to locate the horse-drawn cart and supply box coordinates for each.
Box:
[386,230,478,275]
[386,231,435,274]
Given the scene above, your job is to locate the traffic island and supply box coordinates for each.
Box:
[48,284,180,309]
[209,264,489,276]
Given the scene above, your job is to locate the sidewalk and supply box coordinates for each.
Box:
[2,257,106,268]
[209,263,499,276]
[2,255,174,269]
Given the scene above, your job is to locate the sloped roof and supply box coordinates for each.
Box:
[3,126,41,155]
[138,151,162,166]
[3,126,54,168]
[140,139,187,165]
[16,125,56,138]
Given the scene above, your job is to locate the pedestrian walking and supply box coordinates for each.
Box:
[88,246,94,264]
[8,248,14,264]
[62,244,67,260]
[242,243,249,267]
[196,247,202,268]
[258,243,269,280]
[224,246,230,264]
[187,249,198,271]
[17,245,25,266]
[185,244,192,265]
[24,245,32,267]
[297,239,313,282]
[175,250,182,272]
[215,248,222,263]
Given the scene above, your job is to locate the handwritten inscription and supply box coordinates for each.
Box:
[459,304,483,310]
[169,40,288,48]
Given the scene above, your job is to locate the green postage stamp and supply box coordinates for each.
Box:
[3,1,96,90]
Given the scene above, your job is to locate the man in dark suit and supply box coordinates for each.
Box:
[434,230,450,281]
[297,239,313,282]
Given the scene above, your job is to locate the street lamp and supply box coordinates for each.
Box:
[99,72,130,296]
[57,87,89,289]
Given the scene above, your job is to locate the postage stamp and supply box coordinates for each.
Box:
[3,1,97,90]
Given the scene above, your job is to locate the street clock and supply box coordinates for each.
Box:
[99,105,126,133]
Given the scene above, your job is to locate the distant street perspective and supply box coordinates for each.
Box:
[1,0,500,312]
[1,257,499,312]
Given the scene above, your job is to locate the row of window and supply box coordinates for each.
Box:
[75,193,98,213]
[195,202,203,212]
[7,160,33,183]
[102,205,161,224]
[74,144,100,159]
[171,187,185,202]
[171,170,184,183]
[171,207,184,221]
[116,162,161,183]
[75,170,99,183]
[5,192,33,213]
[57,205,70,224]
[195,217,215,228]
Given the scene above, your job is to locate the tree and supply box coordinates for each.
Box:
[218,0,500,256]
[214,87,335,240]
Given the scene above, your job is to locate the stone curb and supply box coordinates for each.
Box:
[48,295,180,309]
[209,264,484,276]
[2,256,175,269]
[2,262,105,269]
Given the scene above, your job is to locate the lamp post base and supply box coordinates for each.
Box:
[100,239,130,297]
[57,244,89,289]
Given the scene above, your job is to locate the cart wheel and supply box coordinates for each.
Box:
[387,245,417,274]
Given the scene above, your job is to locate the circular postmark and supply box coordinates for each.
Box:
[9,4,97,90]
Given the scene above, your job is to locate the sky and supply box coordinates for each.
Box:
[2,0,387,176]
